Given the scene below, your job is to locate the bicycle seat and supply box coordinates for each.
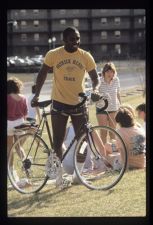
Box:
[14,123,32,129]
[36,100,52,108]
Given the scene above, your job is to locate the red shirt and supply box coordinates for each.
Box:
[7,94,28,121]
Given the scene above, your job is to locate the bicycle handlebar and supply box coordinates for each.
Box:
[31,92,108,111]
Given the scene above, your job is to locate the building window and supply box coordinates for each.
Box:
[115,9,121,12]
[14,11,18,17]
[33,20,39,27]
[73,19,79,27]
[138,17,142,24]
[101,18,107,24]
[101,31,107,39]
[143,16,146,24]
[33,9,39,14]
[20,10,26,15]
[21,33,27,41]
[100,9,107,13]
[34,33,39,41]
[60,19,66,25]
[34,46,40,52]
[114,30,121,38]
[115,44,121,54]
[101,45,107,52]
[21,21,27,27]
[73,9,79,14]
[60,9,66,14]
[60,33,63,40]
[138,31,142,38]
[114,17,121,25]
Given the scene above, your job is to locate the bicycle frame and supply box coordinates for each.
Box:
[61,108,101,163]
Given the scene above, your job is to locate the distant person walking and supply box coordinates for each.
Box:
[26,85,41,123]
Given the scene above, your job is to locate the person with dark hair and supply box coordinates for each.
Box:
[136,103,146,133]
[7,77,28,154]
[115,108,146,169]
[31,27,99,189]
[7,77,30,187]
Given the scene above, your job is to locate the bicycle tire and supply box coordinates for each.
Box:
[74,125,127,190]
[8,133,50,194]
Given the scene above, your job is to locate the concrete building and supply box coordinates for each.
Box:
[7,9,145,61]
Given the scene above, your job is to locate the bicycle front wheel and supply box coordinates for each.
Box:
[8,133,50,194]
[74,125,127,190]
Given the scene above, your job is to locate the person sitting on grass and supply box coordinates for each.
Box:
[115,107,146,170]
[136,103,146,134]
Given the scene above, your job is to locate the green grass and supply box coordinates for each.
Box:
[7,169,146,217]
[7,60,146,217]
[7,92,146,217]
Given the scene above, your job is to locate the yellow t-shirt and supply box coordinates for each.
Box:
[44,46,96,105]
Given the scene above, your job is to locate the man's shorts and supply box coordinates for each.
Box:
[51,100,88,116]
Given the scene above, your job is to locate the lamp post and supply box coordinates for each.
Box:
[52,36,56,49]
[48,38,52,50]
[7,20,18,56]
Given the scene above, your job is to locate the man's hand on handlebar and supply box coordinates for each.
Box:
[91,91,102,102]
[31,95,39,107]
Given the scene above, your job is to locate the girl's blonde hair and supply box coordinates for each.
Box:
[102,62,117,77]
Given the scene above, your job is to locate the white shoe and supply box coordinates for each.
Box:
[45,153,59,179]
[113,158,122,171]
[16,178,32,188]
[56,162,71,189]
[72,171,81,184]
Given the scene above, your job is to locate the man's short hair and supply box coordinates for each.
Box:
[63,27,79,40]
[136,103,145,113]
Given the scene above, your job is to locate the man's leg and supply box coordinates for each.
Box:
[51,113,69,161]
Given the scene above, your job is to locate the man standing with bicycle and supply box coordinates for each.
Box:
[31,27,100,189]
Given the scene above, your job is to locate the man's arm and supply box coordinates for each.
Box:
[88,69,100,91]
[35,63,51,97]
[31,63,51,105]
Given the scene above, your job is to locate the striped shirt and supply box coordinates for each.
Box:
[96,76,120,111]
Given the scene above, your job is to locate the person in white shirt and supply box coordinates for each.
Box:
[96,62,121,143]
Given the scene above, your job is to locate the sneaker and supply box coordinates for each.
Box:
[16,178,32,189]
[113,158,122,171]
[45,153,58,179]
[56,162,71,189]
[72,171,81,184]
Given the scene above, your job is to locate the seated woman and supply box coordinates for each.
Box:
[114,107,146,170]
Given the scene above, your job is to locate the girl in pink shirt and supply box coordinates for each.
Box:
[7,77,28,156]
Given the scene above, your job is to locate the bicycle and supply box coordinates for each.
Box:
[8,93,127,194]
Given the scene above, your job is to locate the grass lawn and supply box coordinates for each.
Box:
[7,91,146,217]
[7,169,146,217]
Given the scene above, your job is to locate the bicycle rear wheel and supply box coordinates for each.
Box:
[8,133,50,194]
[74,125,127,190]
